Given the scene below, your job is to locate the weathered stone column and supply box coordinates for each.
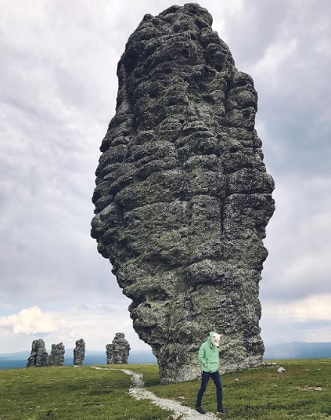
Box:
[73,339,85,366]
[48,342,65,366]
[106,343,114,364]
[91,3,275,383]
[26,339,49,367]
[106,333,130,364]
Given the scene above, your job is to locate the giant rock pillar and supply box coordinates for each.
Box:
[91,3,275,383]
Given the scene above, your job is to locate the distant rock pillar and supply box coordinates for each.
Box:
[48,342,65,366]
[26,339,49,367]
[73,338,85,366]
[106,343,114,364]
[106,333,130,364]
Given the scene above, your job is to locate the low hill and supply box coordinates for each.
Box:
[264,342,331,360]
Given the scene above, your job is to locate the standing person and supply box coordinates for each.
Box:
[195,332,228,414]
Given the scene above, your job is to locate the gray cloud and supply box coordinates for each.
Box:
[261,175,331,299]
[1,0,330,353]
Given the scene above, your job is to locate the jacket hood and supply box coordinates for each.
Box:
[207,331,215,348]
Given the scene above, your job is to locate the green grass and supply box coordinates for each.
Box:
[0,359,330,419]
[0,365,172,419]
[146,359,331,419]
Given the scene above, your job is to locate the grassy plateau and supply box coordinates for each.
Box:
[0,359,330,419]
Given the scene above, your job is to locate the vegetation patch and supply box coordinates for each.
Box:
[0,359,330,419]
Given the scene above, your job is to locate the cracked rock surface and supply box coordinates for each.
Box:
[48,342,65,366]
[73,338,85,366]
[91,3,275,383]
[106,332,131,364]
[26,339,49,367]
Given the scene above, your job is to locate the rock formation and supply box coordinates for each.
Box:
[48,342,65,366]
[106,333,131,364]
[26,339,49,367]
[91,3,275,383]
[73,339,85,366]
[106,343,113,364]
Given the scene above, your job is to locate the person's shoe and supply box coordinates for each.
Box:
[217,406,228,413]
[195,406,206,414]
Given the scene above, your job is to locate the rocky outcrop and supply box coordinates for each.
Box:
[73,339,85,366]
[48,342,65,366]
[26,339,49,367]
[106,343,113,364]
[91,3,275,383]
[106,333,131,364]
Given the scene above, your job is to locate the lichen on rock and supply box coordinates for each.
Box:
[73,338,85,366]
[26,339,49,367]
[48,342,65,366]
[106,332,131,364]
[91,3,275,384]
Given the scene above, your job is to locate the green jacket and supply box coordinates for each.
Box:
[198,332,220,373]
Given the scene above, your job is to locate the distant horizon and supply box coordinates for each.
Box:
[0,348,153,356]
[0,342,330,371]
[1,340,330,356]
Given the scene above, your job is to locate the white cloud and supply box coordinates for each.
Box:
[0,306,58,335]
[264,294,331,322]
[261,294,331,345]
[261,174,331,300]
[304,325,331,343]
[0,302,149,354]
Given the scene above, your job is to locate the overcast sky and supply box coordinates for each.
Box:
[1,0,330,357]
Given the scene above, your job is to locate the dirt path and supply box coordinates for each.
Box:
[91,366,217,419]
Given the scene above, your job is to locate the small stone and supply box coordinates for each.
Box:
[168,413,183,420]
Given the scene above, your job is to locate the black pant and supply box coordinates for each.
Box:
[196,371,223,408]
